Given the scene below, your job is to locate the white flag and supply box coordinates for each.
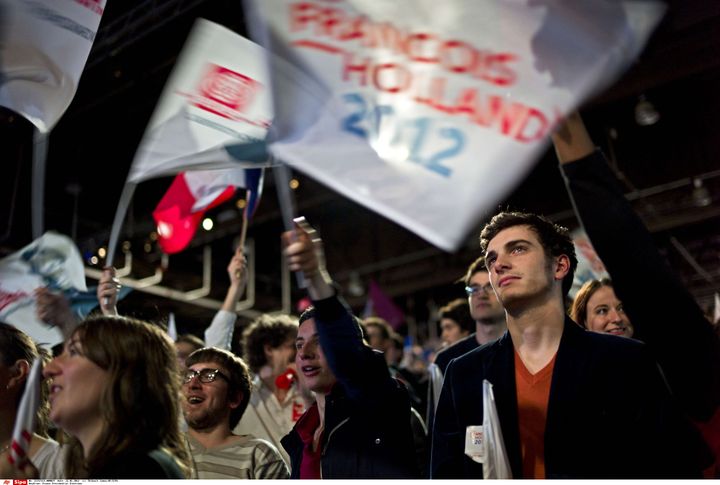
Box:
[128,19,274,183]
[0,0,106,132]
[482,379,512,479]
[246,0,665,251]
[8,359,42,468]
[167,312,178,341]
[0,232,87,347]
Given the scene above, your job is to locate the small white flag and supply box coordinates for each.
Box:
[167,312,178,341]
[7,359,42,468]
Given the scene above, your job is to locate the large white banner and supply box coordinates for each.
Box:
[0,0,106,132]
[128,19,275,183]
[0,232,87,347]
[246,0,664,251]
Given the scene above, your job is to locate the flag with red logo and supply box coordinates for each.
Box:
[0,0,106,132]
[245,0,665,251]
[153,168,264,254]
[127,19,274,183]
[7,359,42,469]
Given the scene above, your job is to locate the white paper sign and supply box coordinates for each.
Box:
[246,0,664,251]
[0,232,88,347]
[0,0,106,132]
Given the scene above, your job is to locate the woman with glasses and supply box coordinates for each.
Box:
[41,315,191,478]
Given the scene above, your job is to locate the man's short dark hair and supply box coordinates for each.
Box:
[479,211,578,297]
[176,333,204,351]
[241,314,298,374]
[439,298,475,333]
[186,347,252,429]
[299,305,365,340]
[460,255,487,286]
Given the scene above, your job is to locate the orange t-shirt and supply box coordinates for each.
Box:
[514,350,557,479]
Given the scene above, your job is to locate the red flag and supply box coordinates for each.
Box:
[153,168,263,254]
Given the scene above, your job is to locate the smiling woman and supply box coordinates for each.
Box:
[571,279,634,339]
[43,316,192,479]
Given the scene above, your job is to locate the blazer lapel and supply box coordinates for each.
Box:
[544,318,590,472]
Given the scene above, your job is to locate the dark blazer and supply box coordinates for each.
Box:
[431,318,711,479]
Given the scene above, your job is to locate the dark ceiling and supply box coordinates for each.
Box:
[2,0,719,342]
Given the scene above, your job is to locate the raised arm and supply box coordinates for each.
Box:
[205,246,248,349]
[282,218,396,403]
[554,113,720,421]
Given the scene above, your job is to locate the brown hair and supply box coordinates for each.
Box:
[439,298,475,334]
[0,322,51,437]
[241,314,298,374]
[63,316,191,478]
[570,278,614,327]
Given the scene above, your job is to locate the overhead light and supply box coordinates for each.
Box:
[692,178,711,207]
[635,94,660,126]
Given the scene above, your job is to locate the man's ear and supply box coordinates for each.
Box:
[228,390,243,410]
[7,359,31,390]
[553,254,571,281]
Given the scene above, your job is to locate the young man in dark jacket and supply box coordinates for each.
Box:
[280,219,420,479]
[431,211,710,478]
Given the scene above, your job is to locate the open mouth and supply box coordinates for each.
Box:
[187,395,205,404]
[302,366,320,377]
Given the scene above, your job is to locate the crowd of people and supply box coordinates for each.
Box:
[1,113,719,479]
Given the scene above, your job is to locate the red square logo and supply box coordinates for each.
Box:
[195,64,261,120]
[14,480,28,485]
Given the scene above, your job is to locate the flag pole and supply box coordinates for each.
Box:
[103,181,137,305]
[31,129,49,239]
[273,160,306,289]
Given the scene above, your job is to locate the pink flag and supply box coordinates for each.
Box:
[8,359,42,468]
[365,280,405,330]
[153,168,263,254]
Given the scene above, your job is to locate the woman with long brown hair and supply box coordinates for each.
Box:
[43,315,191,478]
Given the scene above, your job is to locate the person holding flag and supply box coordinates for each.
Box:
[0,323,64,478]
[280,218,420,478]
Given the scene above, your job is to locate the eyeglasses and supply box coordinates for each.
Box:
[464,283,494,297]
[183,368,229,384]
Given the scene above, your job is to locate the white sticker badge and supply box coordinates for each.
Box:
[465,425,485,463]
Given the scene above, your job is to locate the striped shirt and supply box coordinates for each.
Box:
[187,433,289,479]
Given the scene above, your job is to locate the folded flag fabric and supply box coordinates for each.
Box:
[153,168,263,254]
[8,359,42,468]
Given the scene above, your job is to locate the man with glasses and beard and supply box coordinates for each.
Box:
[182,347,289,479]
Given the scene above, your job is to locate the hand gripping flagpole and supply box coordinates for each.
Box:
[103,181,137,305]
[8,359,42,469]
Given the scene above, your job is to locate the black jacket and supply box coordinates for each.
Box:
[431,318,711,478]
[282,295,420,478]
